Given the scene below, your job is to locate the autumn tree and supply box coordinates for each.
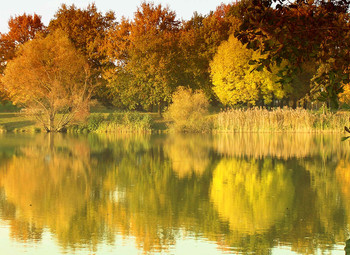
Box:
[234,0,350,108]
[0,13,45,101]
[2,30,92,132]
[210,34,284,106]
[48,4,116,101]
[178,4,238,100]
[104,2,181,114]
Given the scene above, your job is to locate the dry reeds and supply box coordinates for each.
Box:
[215,107,349,133]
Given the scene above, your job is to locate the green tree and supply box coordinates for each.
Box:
[104,2,181,114]
[210,35,284,106]
[2,30,92,132]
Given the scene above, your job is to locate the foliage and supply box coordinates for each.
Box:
[96,112,152,133]
[164,87,211,132]
[178,4,238,99]
[0,13,45,101]
[48,3,116,102]
[104,3,181,113]
[2,30,92,132]
[210,34,284,106]
[234,0,350,108]
[0,13,45,74]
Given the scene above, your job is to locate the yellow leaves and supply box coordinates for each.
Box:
[210,157,294,234]
[339,83,350,104]
[210,35,284,106]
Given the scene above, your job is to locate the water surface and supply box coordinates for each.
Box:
[0,132,349,254]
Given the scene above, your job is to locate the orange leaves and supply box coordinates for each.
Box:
[2,30,92,131]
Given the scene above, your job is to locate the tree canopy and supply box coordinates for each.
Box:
[104,2,181,113]
[2,30,91,131]
[49,3,116,102]
[210,34,284,106]
[234,0,350,108]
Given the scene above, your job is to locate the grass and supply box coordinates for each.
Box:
[68,111,153,134]
[0,112,39,132]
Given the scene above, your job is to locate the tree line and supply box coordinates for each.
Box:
[0,0,349,131]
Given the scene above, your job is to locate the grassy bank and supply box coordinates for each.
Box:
[0,107,348,133]
[68,112,153,134]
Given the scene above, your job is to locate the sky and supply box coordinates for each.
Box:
[0,0,233,33]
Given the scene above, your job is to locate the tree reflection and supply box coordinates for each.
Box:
[0,133,349,254]
[210,157,294,234]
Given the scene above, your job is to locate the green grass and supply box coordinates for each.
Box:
[68,111,153,134]
[0,101,20,112]
[0,112,39,132]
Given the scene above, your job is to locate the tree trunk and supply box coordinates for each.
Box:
[49,114,55,132]
[158,102,162,118]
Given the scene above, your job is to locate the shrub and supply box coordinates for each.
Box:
[165,87,211,132]
[87,114,105,132]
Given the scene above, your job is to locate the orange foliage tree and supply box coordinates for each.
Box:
[48,4,116,101]
[0,13,45,101]
[2,30,92,132]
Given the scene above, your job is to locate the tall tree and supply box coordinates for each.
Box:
[2,30,92,132]
[235,0,350,108]
[49,4,116,101]
[104,2,181,114]
[0,13,45,101]
[178,4,238,100]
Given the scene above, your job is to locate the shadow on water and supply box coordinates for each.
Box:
[345,239,350,254]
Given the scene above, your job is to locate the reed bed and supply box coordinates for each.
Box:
[215,107,349,133]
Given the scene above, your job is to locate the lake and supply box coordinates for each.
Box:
[0,132,349,254]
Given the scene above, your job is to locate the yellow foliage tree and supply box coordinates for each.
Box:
[210,35,284,106]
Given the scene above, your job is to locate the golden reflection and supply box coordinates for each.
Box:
[164,134,212,178]
[0,134,93,245]
[210,157,294,234]
[336,158,350,227]
[214,133,348,159]
[0,133,349,254]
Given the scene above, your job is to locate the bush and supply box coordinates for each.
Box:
[165,87,211,133]
[87,114,105,131]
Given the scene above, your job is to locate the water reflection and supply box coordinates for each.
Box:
[0,133,349,254]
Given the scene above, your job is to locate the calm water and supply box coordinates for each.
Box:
[0,132,350,254]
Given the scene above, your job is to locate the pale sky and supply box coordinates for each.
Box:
[0,0,234,33]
